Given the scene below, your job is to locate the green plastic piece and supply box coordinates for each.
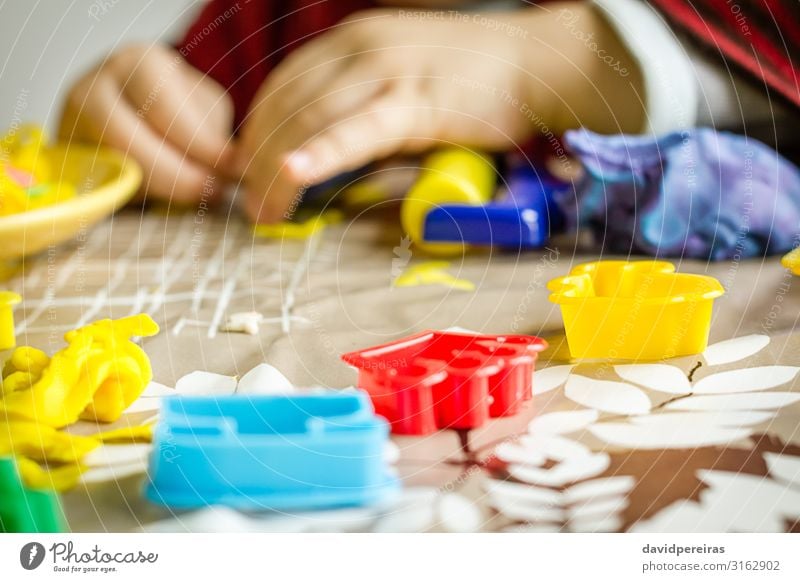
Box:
[0,457,65,533]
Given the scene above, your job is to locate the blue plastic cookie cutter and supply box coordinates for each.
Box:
[145,391,399,510]
[422,162,567,248]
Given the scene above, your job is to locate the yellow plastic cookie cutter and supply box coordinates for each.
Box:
[548,260,725,360]
[0,291,21,351]
[401,148,495,255]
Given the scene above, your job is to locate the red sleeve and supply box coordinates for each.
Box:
[177,0,373,129]
[649,0,800,112]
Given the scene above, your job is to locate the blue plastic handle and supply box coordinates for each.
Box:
[422,163,567,248]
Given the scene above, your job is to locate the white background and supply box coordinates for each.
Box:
[0,0,205,132]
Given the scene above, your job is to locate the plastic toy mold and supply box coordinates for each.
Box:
[0,456,65,533]
[548,261,725,360]
[341,330,547,435]
[145,391,398,510]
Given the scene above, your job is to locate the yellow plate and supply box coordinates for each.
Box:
[0,144,141,260]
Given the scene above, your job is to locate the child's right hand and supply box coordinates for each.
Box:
[59,44,235,202]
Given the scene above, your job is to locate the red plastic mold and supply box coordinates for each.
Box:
[341,330,548,435]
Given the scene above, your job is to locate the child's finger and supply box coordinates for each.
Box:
[84,76,219,202]
[287,91,431,186]
[241,33,356,156]
[243,163,298,224]
[244,68,386,187]
[120,62,235,174]
[244,91,428,224]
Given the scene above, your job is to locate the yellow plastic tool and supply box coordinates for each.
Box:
[401,149,495,255]
[548,261,725,360]
[0,291,21,350]
[781,247,800,275]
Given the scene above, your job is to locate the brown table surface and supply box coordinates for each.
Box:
[5,207,799,532]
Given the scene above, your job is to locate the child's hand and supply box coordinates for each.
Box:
[239,3,642,223]
[59,44,235,202]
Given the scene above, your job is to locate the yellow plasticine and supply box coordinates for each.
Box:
[93,423,153,444]
[393,261,476,292]
[0,420,99,464]
[253,209,344,240]
[4,346,50,378]
[0,290,21,350]
[342,181,389,207]
[0,314,159,427]
[16,456,84,492]
[781,247,800,275]
[0,125,76,217]
[1,371,35,395]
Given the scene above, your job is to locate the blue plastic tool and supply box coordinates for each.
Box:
[145,391,398,510]
[422,163,567,248]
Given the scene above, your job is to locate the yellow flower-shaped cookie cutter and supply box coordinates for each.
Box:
[548,260,724,360]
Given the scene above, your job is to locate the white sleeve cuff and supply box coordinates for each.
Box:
[592,0,698,134]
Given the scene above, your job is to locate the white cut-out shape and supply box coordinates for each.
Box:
[220,311,264,335]
[141,381,175,398]
[567,496,628,521]
[533,365,575,395]
[569,514,623,533]
[438,494,482,533]
[483,479,561,506]
[692,366,800,394]
[292,507,378,533]
[174,371,237,396]
[494,442,545,466]
[562,476,636,505]
[502,523,564,533]
[124,397,162,414]
[589,422,750,449]
[372,488,437,533]
[383,441,400,464]
[528,409,599,435]
[518,435,591,461]
[237,363,294,395]
[145,507,272,533]
[490,499,565,523]
[614,364,691,394]
[565,375,651,415]
[80,459,149,484]
[763,452,800,488]
[630,410,773,427]
[83,444,152,467]
[703,334,770,366]
[698,470,800,531]
[666,392,800,411]
[509,453,610,488]
[629,500,725,533]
